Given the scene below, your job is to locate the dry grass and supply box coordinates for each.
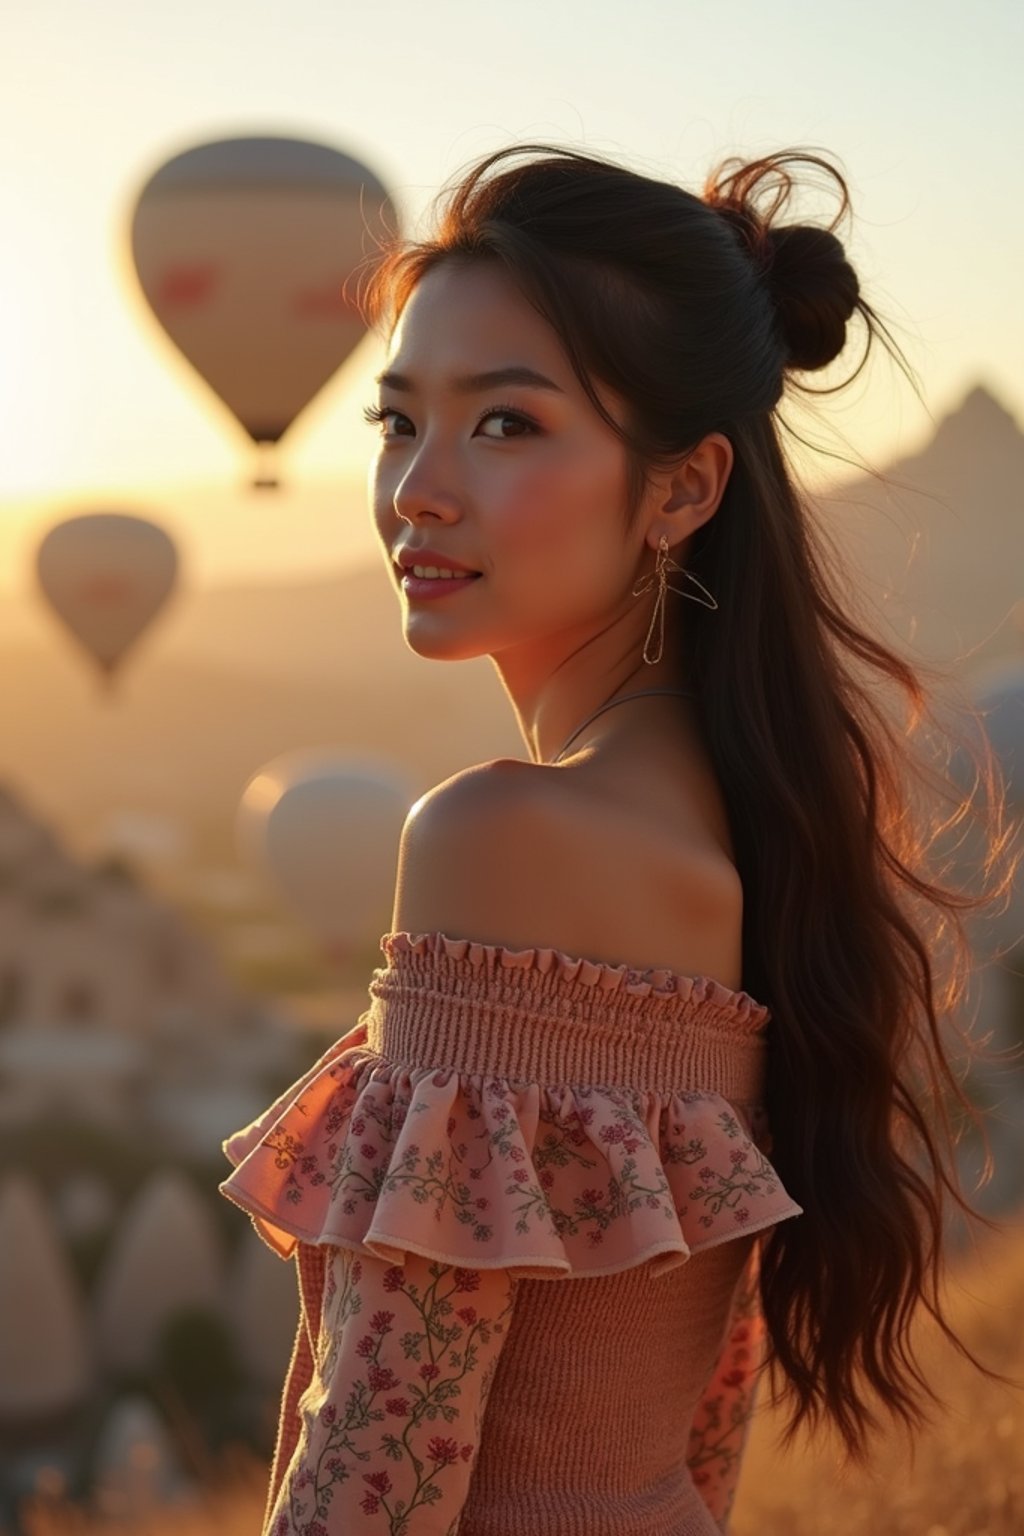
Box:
[733,1214,1024,1535]
[18,1442,269,1536]
[17,1219,1024,1536]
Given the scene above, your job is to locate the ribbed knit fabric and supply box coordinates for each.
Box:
[461,1237,758,1536]
[220,928,803,1535]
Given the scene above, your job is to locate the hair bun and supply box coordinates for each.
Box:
[763,223,859,371]
[703,151,861,373]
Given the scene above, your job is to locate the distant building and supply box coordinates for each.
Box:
[0,780,292,1157]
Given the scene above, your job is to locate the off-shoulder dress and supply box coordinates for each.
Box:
[219,928,803,1536]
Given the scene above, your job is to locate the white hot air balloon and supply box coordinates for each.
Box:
[237,751,411,963]
[34,512,179,692]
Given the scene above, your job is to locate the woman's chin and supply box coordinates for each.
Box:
[401,628,491,663]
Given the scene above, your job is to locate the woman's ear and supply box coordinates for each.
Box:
[660,432,734,528]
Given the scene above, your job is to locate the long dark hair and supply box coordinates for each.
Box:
[354,142,1023,1465]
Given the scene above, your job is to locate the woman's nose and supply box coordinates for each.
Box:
[391,459,463,525]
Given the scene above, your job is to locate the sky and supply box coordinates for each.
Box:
[1,0,1021,594]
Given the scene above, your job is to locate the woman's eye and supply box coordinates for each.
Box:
[360,403,539,440]
[361,404,407,435]
[476,406,538,439]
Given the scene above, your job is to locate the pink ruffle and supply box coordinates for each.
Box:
[380,928,774,1028]
[220,932,802,1279]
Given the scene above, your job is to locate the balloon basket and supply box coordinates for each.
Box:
[251,440,280,491]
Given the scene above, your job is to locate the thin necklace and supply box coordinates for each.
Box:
[547,687,696,766]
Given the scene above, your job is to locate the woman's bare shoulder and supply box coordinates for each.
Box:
[534,756,745,986]
[392,756,744,989]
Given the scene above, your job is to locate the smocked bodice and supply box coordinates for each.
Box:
[218,928,802,1535]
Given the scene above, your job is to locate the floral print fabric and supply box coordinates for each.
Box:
[219,929,803,1535]
[685,1235,767,1531]
[265,1243,517,1536]
[263,1237,767,1536]
[218,1032,801,1282]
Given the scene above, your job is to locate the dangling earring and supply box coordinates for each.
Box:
[632,534,718,665]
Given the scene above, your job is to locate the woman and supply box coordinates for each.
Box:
[220,143,1020,1535]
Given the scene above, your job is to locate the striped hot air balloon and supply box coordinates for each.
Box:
[128,135,399,488]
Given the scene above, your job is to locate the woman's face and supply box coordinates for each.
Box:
[368,259,644,668]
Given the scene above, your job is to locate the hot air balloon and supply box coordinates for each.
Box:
[129,135,398,489]
[236,751,411,964]
[34,513,179,692]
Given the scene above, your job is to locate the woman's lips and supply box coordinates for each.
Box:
[400,571,483,599]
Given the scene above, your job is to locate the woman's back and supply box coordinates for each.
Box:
[220,923,800,1534]
[463,1234,759,1535]
[533,696,746,990]
[415,707,747,1006]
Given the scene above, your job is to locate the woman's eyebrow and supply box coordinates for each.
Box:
[374,364,565,395]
